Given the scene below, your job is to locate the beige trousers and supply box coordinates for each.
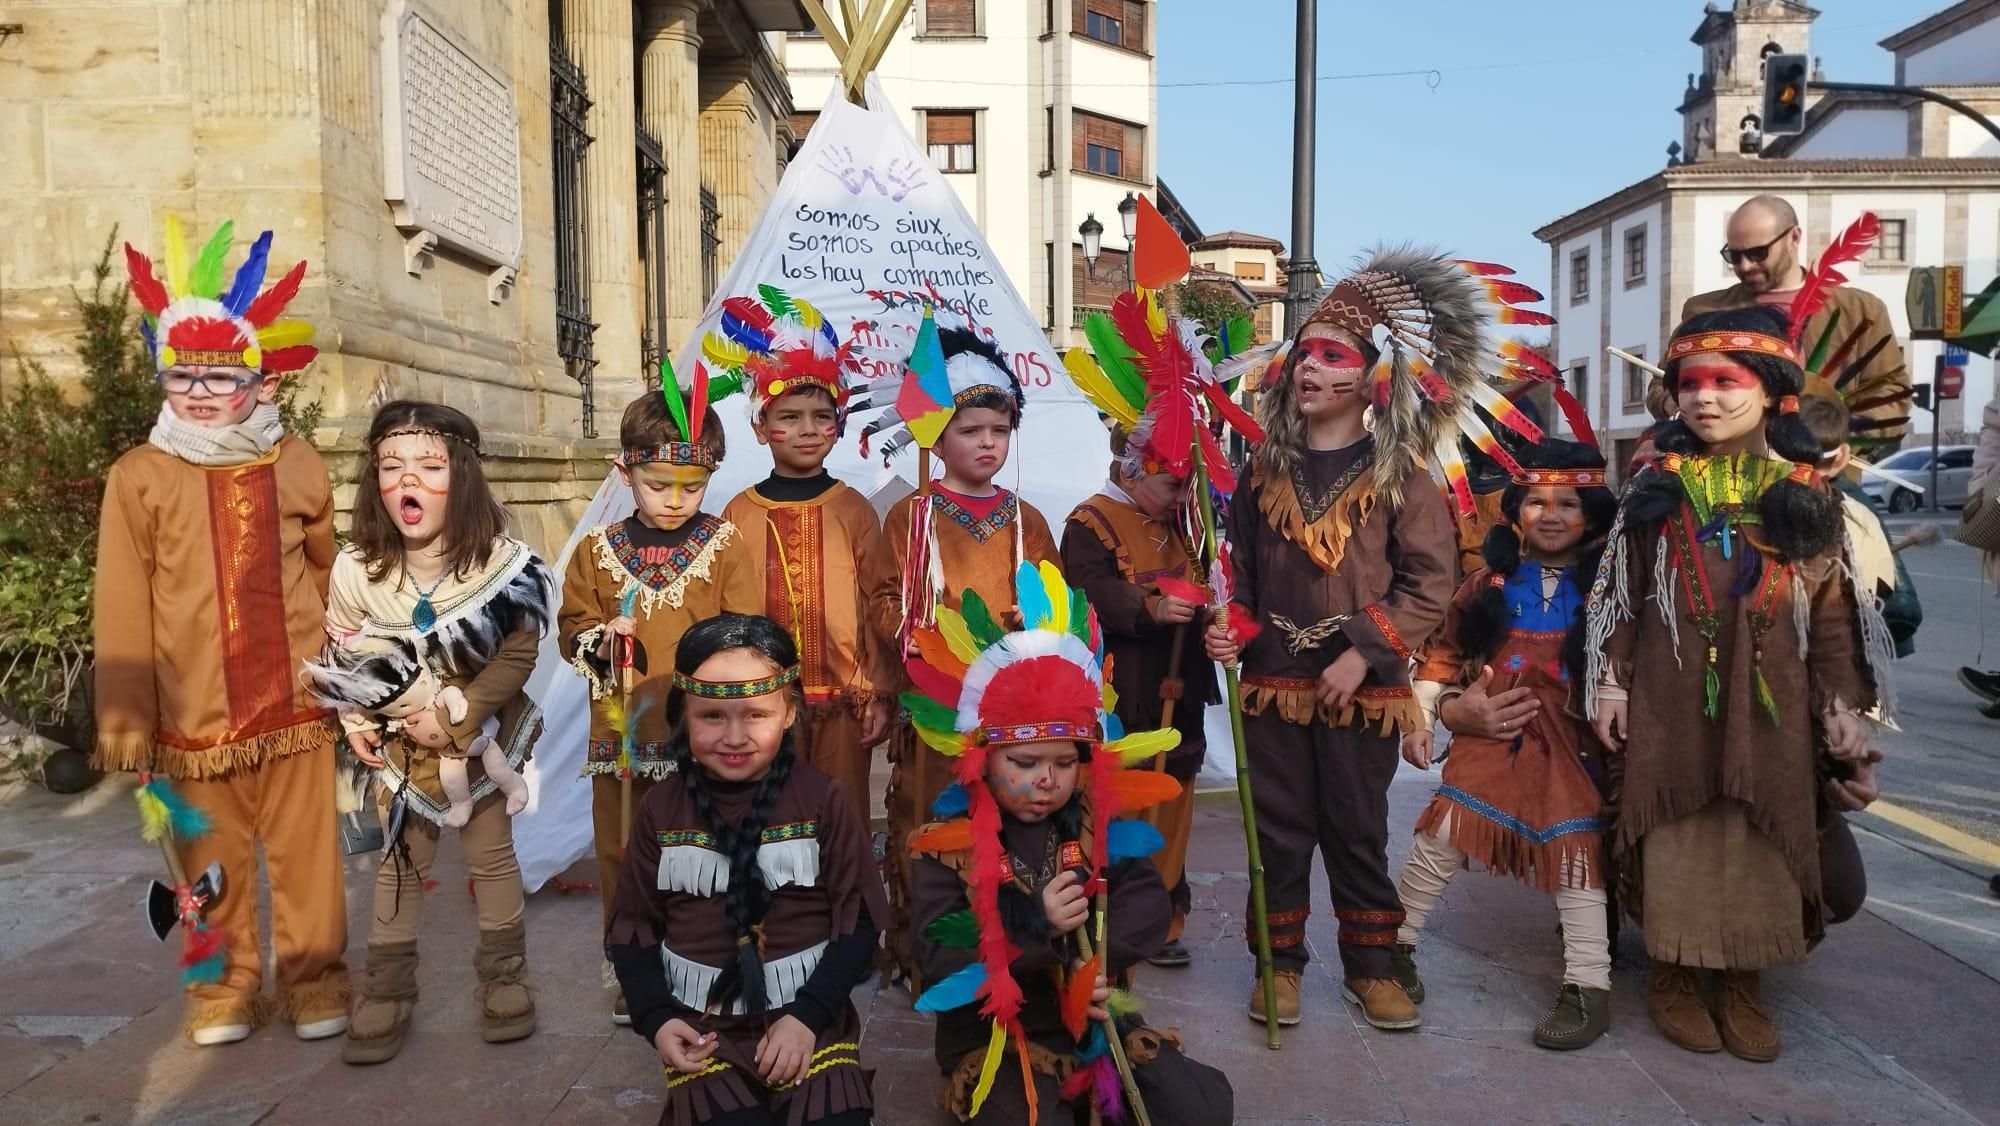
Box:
[1396,818,1612,991]
[368,791,524,944]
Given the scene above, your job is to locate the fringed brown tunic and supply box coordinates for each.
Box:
[607,764,888,1126]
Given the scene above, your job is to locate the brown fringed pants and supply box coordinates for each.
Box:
[174,735,349,1019]
[1243,710,1404,979]
[1142,777,1198,942]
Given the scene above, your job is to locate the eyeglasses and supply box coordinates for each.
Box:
[158,370,259,396]
[1720,226,1796,266]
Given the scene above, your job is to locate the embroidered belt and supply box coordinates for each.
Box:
[589,738,675,764]
[1242,674,1317,692]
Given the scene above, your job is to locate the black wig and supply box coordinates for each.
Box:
[1626,305,1844,561]
[1454,438,1617,676]
[940,326,1025,426]
[663,612,803,1015]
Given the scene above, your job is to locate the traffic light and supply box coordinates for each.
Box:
[1762,54,1809,137]
[1912,382,1932,412]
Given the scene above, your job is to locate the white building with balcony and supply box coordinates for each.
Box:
[782,0,1159,346]
[1534,0,2000,469]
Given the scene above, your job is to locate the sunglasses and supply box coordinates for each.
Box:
[1719,225,1796,266]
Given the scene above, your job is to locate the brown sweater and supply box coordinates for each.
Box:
[93,438,336,778]
[862,487,1060,667]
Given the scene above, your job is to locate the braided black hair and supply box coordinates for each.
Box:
[664,613,803,1015]
[1634,306,1845,560]
[1455,439,1617,674]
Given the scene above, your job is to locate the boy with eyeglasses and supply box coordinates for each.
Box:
[94,219,350,1047]
[1647,195,1910,456]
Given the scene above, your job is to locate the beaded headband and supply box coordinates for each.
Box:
[378,426,480,454]
[623,442,719,470]
[952,383,1007,407]
[1512,467,1606,488]
[979,719,1103,748]
[1665,331,1800,367]
[163,348,264,370]
[671,665,801,699]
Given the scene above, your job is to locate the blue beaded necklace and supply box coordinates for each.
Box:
[408,569,448,634]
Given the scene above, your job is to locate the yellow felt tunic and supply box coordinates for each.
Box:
[92,438,338,778]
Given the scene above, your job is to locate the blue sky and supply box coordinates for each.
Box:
[1157,0,1948,295]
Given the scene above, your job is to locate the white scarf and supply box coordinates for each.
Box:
[148,402,286,467]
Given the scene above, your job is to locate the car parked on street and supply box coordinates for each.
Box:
[1861,445,1977,512]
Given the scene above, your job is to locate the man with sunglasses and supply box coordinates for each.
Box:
[1646,195,1910,454]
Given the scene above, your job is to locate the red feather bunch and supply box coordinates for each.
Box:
[1790,212,1880,339]
[981,655,1103,737]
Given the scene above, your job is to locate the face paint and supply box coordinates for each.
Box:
[375,434,453,546]
[161,365,266,429]
[1296,338,1365,370]
[1292,327,1368,418]
[1518,487,1587,561]
[623,461,712,531]
[1674,355,1772,449]
[984,739,1081,823]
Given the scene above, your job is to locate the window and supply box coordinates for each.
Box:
[1570,249,1590,303]
[1871,218,1909,263]
[1072,110,1142,180]
[1073,0,1147,52]
[1570,360,1590,418]
[1624,227,1647,284]
[1232,261,1265,282]
[1941,449,1974,470]
[700,184,720,303]
[1044,241,1057,330]
[924,0,977,37]
[1879,449,1929,472]
[1044,106,1055,171]
[925,111,976,172]
[1621,346,1648,406]
[550,35,596,436]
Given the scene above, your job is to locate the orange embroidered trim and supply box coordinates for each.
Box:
[1267,931,1307,948]
[1334,908,1405,925]
[206,463,295,731]
[1337,930,1399,946]
[1665,331,1799,365]
[1243,673,1316,692]
[1268,907,1310,926]
[763,505,830,692]
[1361,605,1409,659]
[1511,468,1605,487]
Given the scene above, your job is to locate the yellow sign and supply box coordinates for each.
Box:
[1944,266,1964,337]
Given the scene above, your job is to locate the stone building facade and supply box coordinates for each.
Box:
[0,0,805,555]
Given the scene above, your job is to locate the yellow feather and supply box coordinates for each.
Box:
[915,724,966,757]
[255,320,314,350]
[1143,287,1166,338]
[1062,349,1140,426]
[1037,561,1068,633]
[136,789,171,843]
[702,333,750,372]
[968,1020,1008,1116]
[163,213,190,298]
[602,696,628,734]
[793,296,824,332]
[936,607,982,666]
[1111,729,1181,766]
[1102,682,1118,712]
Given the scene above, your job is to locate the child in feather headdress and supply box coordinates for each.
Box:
[606,613,886,1126]
[94,218,349,1047]
[908,563,1232,1126]
[1394,438,1619,1051]
[1587,303,1892,1063]
[561,388,764,1026]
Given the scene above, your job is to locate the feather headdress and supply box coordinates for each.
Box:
[699,283,859,424]
[1064,289,1265,493]
[906,562,1183,1123]
[847,303,1026,463]
[125,216,316,375]
[1224,249,1550,515]
[299,639,428,713]
[1788,212,1912,452]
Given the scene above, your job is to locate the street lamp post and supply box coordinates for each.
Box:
[1283,0,1319,332]
[1080,191,1140,295]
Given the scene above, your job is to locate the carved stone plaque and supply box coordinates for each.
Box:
[381,0,523,281]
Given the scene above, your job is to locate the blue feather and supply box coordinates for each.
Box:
[1106,818,1164,863]
[818,320,838,351]
[932,782,970,817]
[720,311,773,353]
[140,320,156,357]
[221,231,272,317]
[1015,562,1051,631]
[915,962,987,1012]
[1078,1021,1110,1061]
[1101,713,1125,742]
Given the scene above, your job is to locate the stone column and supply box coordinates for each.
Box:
[568,0,642,405]
[699,61,760,272]
[638,0,705,350]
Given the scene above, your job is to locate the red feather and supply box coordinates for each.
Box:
[260,345,317,374]
[1200,380,1264,442]
[1496,307,1555,327]
[1497,340,1559,378]
[245,260,306,327]
[1225,602,1261,648]
[1455,260,1515,277]
[722,295,774,332]
[1552,386,1597,448]
[967,786,1026,1027]
[904,659,963,712]
[1790,213,1879,339]
[1110,292,1158,366]
[980,656,1101,733]
[124,245,169,316]
[689,363,710,441]
[1479,278,1545,305]
[1061,955,1101,1041]
[1152,577,1207,604]
[1198,428,1237,494]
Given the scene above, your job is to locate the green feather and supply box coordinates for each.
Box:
[1105,988,1142,1020]
[1753,666,1780,726]
[1703,664,1721,721]
[190,221,235,300]
[758,283,797,318]
[706,370,744,407]
[958,591,1005,648]
[1803,308,1843,376]
[924,909,980,949]
[658,357,690,441]
[1083,313,1146,409]
[901,692,959,732]
[1069,587,1092,646]
[1220,314,1253,359]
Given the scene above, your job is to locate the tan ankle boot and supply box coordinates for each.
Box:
[1248,969,1303,1026]
[1647,962,1721,1053]
[474,924,536,1044]
[343,941,418,1065]
[1344,977,1421,1031]
[1715,970,1780,1062]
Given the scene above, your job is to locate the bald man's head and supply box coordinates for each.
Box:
[1723,195,1804,292]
